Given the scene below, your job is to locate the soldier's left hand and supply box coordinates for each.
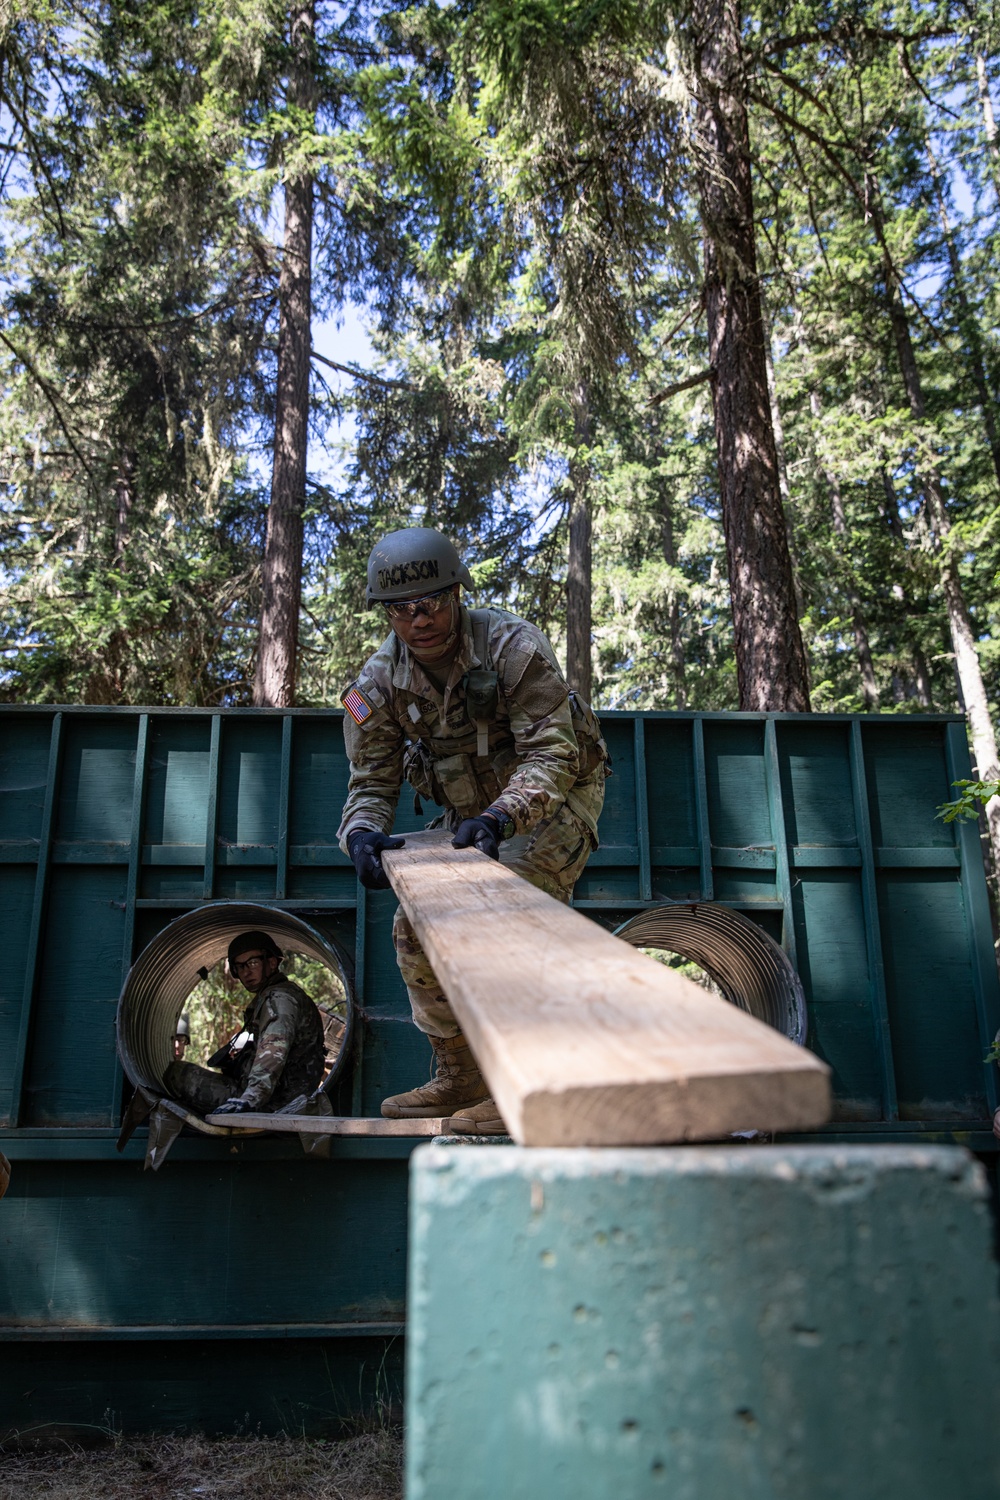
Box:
[214,1097,254,1115]
[452,814,502,860]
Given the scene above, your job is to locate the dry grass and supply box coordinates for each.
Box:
[0,1429,403,1500]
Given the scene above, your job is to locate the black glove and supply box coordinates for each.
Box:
[213,1097,254,1115]
[347,828,405,890]
[452,811,503,861]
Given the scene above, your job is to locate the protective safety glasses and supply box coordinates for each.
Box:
[383,587,453,622]
[232,953,268,972]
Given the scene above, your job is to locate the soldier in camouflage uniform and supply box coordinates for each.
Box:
[338,527,610,1135]
[164,931,326,1116]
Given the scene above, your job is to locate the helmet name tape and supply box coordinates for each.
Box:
[377,559,440,591]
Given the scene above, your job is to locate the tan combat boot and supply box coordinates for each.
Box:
[381,1033,490,1119]
[447,1097,507,1136]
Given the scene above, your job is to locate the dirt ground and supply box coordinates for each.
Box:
[0,1430,403,1500]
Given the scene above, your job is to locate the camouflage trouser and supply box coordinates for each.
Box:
[393,791,600,1038]
[163,1060,234,1116]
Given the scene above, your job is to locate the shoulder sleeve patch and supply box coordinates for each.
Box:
[508,649,570,720]
[500,641,537,693]
[342,683,376,726]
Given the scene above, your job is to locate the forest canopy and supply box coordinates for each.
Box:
[2,0,999,741]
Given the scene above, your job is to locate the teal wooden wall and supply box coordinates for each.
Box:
[1,706,998,1435]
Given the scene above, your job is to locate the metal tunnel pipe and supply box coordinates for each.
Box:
[116,903,356,1095]
[614,903,807,1045]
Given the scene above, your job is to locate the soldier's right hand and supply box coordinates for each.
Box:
[347,828,405,891]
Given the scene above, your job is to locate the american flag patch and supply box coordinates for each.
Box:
[342,685,374,726]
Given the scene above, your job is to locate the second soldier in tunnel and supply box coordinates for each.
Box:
[337,527,611,1135]
[164,931,326,1116]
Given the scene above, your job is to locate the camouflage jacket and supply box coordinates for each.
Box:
[337,606,609,850]
[234,974,326,1111]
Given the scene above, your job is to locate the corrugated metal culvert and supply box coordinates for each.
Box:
[615,902,807,1045]
[115,901,355,1095]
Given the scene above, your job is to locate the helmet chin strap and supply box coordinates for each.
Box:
[406,598,461,664]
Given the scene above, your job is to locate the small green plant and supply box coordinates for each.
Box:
[984,1037,1000,1067]
[937,779,1000,824]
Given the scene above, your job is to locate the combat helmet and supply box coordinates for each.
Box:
[366,527,474,607]
[228,930,282,967]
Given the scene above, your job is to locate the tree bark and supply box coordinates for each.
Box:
[253,0,315,708]
[83,448,136,704]
[566,389,593,699]
[114,447,135,568]
[659,490,687,708]
[976,50,1000,202]
[872,181,1000,863]
[927,146,1000,493]
[691,0,810,711]
[762,302,805,621]
[809,391,878,708]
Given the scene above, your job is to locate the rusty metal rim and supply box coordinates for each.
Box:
[613,902,807,1045]
[116,902,356,1095]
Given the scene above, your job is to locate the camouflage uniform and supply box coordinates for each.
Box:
[337,605,609,1038]
[164,973,326,1115]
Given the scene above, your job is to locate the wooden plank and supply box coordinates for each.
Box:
[352,883,368,1117]
[202,714,221,899]
[382,833,831,1146]
[11,713,62,1127]
[765,718,797,970]
[945,721,1000,1115]
[112,713,148,1122]
[633,717,652,901]
[204,1108,445,1137]
[850,721,899,1122]
[874,847,960,868]
[792,846,862,868]
[276,714,293,898]
[692,717,714,900]
[711,845,777,868]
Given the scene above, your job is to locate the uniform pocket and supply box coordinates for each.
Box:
[434,752,481,815]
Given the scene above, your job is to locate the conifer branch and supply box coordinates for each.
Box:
[308,347,414,391]
[0,331,96,483]
[648,369,715,407]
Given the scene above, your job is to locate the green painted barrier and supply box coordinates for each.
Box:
[407,1143,1000,1500]
[1,706,998,1432]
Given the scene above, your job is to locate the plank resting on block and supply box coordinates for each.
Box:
[382,834,831,1147]
[204,1112,447,1136]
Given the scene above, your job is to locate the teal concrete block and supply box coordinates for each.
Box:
[406,1145,1000,1500]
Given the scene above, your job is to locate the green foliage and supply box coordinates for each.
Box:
[937,779,1000,825]
[2,0,1000,735]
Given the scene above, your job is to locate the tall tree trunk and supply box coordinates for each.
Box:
[253,0,315,708]
[808,392,879,708]
[691,0,810,711]
[976,50,1000,201]
[871,180,1000,863]
[114,447,134,568]
[566,389,593,699]
[926,145,1000,493]
[911,646,932,709]
[880,469,906,541]
[84,448,136,704]
[659,490,687,708]
[762,300,805,620]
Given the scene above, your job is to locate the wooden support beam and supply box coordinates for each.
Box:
[382,834,831,1147]
[204,1111,446,1137]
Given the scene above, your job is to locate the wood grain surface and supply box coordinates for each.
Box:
[382,834,831,1146]
[203,1108,446,1136]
